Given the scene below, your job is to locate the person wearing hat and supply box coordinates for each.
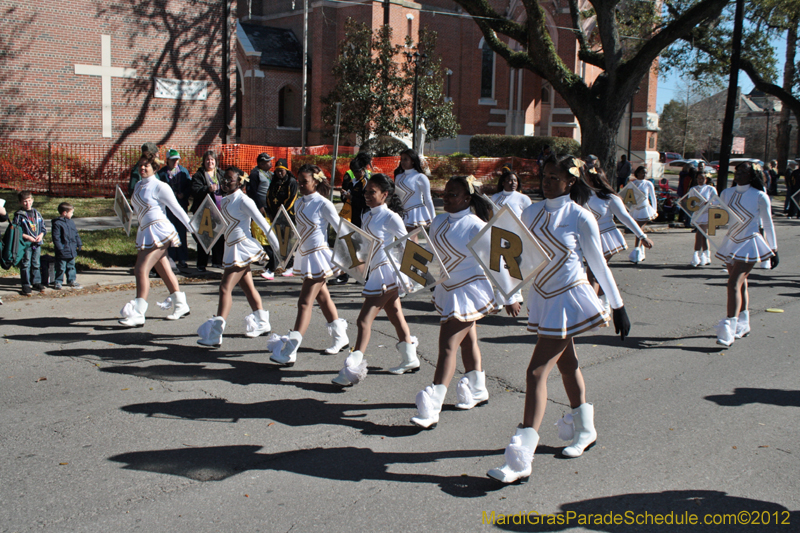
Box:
[262,158,298,279]
[249,153,274,213]
[128,142,159,195]
[158,149,192,268]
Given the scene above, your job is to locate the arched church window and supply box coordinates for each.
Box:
[279,85,299,128]
[480,40,494,99]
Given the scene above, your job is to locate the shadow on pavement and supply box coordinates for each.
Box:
[108,444,506,497]
[704,388,800,408]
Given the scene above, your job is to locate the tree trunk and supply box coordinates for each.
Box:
[578,114,625,188]
[775,17,797,175]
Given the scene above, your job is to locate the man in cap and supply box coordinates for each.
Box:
[249,153,273,214]
[128,142,159,195]
[262,159,298,279]
[157,149,192,268]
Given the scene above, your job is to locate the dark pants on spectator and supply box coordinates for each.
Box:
[195,236,224,268]
[20,245,42,287]
[54,257,77,286]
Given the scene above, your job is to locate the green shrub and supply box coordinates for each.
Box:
[360,136,410,157]
[469,135,580,159]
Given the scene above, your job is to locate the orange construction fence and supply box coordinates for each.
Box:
[0,140,540,197]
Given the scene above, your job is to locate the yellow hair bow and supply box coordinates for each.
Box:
[569,158,584,178]
[313,170,326,183]
[465,174,477,195]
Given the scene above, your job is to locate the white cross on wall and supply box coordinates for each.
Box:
[74,35,138,138]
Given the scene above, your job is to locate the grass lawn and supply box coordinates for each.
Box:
[1,189,115,219]
[1,228,196,278]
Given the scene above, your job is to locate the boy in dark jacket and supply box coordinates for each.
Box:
[14,191,46,295]
[51,202,83,290]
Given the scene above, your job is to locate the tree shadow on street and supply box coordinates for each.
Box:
[705,388,800,408]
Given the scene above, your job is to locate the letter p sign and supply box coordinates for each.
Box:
[707,208,729,236]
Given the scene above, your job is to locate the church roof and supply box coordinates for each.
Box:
[240,23,304,70]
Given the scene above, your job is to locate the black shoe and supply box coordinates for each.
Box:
[149,270,159,278]
[22,285,32,295]
[331,273,349,284]
[196,266,207,272]
[211,263,223,269]
[33,283,45,292]
[177,261,188,269]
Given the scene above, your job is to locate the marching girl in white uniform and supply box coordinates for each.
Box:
[491,169,533,216]
[488,155,630,484]
[410,176,520,429]
[584,166,653,312]
[687,172,717,267]
[196,166,281,347]
[626,166,657,263]
[714,162,778,346]
[396,149,436,231]
[490,168,533,305]
[119,153,195,327]
[269,164,349,366]
[332,174,420,386]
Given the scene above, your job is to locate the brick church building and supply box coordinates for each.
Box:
[2,0,658,165]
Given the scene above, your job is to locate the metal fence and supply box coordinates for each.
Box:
[0,140,540,197]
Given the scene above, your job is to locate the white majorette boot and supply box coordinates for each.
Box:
[197,316,225,347]
[323,318,349,355]
[561,403,597,457]
[715,317,737,347]
[702,250,711,265]
[690,251,701,267]
[119,298,147,327]
[331,350,368,387]
[735,310,750,339]
[455,370,489,409]
[487,426,539,483]
[629,247,643,264]
[388,337,420,374]
[162,292,190,320]
[410,384,447,429]
[641,246,646,261]
[269,331,302,366]
[244,309,271,338]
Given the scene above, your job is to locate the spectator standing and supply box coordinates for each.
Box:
[786,158,800,218]
[191,150,225,271]
[766,160,779,197]
[262,159,298,279]
[615,154,631,191]
[248,153,274,213]
[128,142,159,195]
[158,149,192,268]
[51,202,83,290]
[14,191,46,295]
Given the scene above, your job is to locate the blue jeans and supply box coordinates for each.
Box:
[54,257,77,286]
[20,245,42,287]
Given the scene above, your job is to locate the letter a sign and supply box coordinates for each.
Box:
[385,226,449,294]
[189,195,229,254]
[266,205,300,271]
[331,219,378,284]
[467,205,549,299]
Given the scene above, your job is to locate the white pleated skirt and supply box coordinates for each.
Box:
[403,206,433,228]
[433,274,500,323]
[629,204,657,222]
[223,236,267,268]
[600,228,628,259]
[527,282,610,339]
[363,263,408,297]
[292,247,341,280]
[136,219,180,250]
[715,234,775,264]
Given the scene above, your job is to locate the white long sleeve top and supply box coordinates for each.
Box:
[294,192,341,254]
[132,176,192,231]
[491,190,533,217]
[220,189,279,250]
[585,191,646,239]
[521,195,623,309]
[396,169,436,223]
[631,179,657,210]
[688,184,717,224]
[361,203,407,270]
[429,208,514,305]
[720,184,777,250]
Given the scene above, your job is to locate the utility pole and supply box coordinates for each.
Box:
[301,0,308,155]
[329,103,342,202]
[716,0,744,193]
[405,51,427,152]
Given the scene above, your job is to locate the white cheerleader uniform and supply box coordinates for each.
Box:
[132,176,192,250]
[715,184,777,264]
[688,184,716,225]
[220,189,279,268]
[361,203,409,296]
[627,179,658,222]
[585,191,646,259]
[491,190,533,217]
[429,208,513,322]
[292,192,342,279]
[521,195,624,338]
[396,168,436,228]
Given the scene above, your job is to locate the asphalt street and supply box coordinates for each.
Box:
[1,217,798,532]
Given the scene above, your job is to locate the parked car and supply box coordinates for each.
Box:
[659,152,683,164]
